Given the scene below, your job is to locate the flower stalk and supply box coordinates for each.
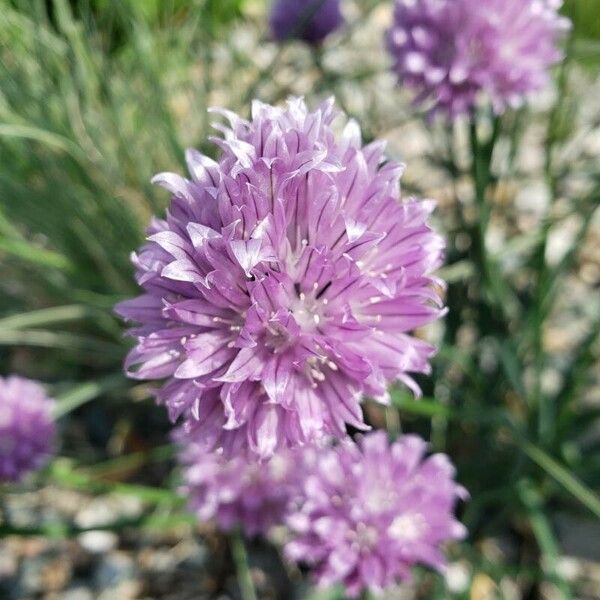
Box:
[231,530,258,600]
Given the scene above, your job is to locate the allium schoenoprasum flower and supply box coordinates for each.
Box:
[270,0,343,44]
[115,97,446,458]
[175,427,300,537]
[387,0,570,117]
[285,432,467,598]
[0,375,56,482]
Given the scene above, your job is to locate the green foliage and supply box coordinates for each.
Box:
[564,0,600,67]
[565,0,600,41]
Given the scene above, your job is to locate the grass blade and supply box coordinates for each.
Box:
[518,480,572,598]
[0,329,121,357]
[231,530,258,600]
[47,459,183,506]
[519,440,600,518]
[53,374,126,419]
[0,237,72,270]
[0,305,91,330]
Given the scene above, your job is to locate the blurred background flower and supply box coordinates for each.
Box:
[387,0,570,116]
[0,376,55,482]
[175,427,301,537]
[270,0,344,44]
[286,432,467,598]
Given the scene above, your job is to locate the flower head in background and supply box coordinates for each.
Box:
[270,0,343,44]
[0,375,55,482]
[175,427,300,536]
[387,0,570,117]
[116,97,445,458]
[286,432,467,598]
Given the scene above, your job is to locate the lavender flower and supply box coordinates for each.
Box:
[116,97,445,458]
[0,375,55,482]
[286,432,467,597]
[176,427,300,536]
[270,0,343,43]
[387,0,570,117]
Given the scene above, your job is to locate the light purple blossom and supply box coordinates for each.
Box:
[0,375,55,482]
[116,97,445,458]
[270,0,343,44]
[175,427,300,536]
[286,432,467,598]
[387,0,570,117]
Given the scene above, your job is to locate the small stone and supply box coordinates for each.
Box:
[97,581,140,600]
[18,555,46,595]
[75,496,142,529]
[0,544,17,579]
[78,531,118,554]
[42,556,72,592]
[58,585,94,600]
[94,552,135,591]
[445,561,471,593]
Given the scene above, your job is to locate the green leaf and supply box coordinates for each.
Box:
[518,480,573,598]
[84,444,177,478]
[0,236,72,270]
[0,510,195,539]
[0,329,121,357]
[436,260,475,284]
[47,459,184,506]
[497,340,527,400]
[0,305,91,330]
[0,123,83,159]
[389,389,508,426]
[53,374,126,419]
[519,440,600,519]
[390,390,452,418]
[231,530,258,600]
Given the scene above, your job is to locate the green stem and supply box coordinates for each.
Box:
[468,115,499,297]
[533,21,575,445]
[231,530,258,600]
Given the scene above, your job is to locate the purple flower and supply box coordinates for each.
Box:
[285,432,467,598]
[175,427,300,536]
[387,0,570,117]
[0,375,55,482]
[270,0,343,43]
[116,97,446,458]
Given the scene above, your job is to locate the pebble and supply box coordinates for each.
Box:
[78,530,119,554]
[94,552,136,590]
[58,584,95,600]
[17,551,71,595]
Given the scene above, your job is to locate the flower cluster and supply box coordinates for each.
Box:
[175,426,301,537]
[387,0,570,117]
[116,97,446,459]
[285,432,467,598]
[0,375,55,482]
[270,0,343,44]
